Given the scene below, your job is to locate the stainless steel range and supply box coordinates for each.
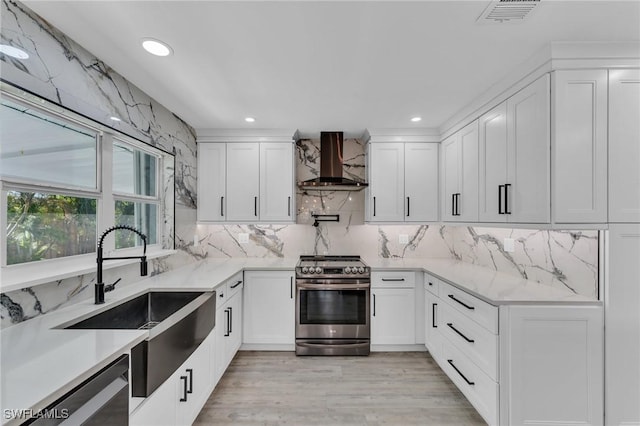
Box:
[295,255,371,356]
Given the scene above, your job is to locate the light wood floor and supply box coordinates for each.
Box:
[194,351,487,425]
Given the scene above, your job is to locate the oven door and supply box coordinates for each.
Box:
[296,280,370,340]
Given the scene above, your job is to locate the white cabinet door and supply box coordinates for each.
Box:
[226,290,243,361]
[479,102,508,223]
[259,142,294,222]
[553,70,608,223]
[175,332,213,426]
[500,305,603,426]
[458,120,479,222]
[371,288,416,345]
[369,143,405,222]
[243,271,295,345]
[441,133,459,222]
[213,303,228,385]
[405,143,438,222]
[609,69,640,223]
[424,291,442,361]
[197,143,226,222]
[507,74,550,223]
[226,143,260,221]
[605,225,640,425]
[130,369,177,426]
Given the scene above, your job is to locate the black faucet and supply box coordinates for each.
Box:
[96,225,148,304]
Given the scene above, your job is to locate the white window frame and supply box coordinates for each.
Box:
[0,83,173,291]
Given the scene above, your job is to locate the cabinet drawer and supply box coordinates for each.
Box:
[441,282,498,334]
[439,302,498,381]
[215,282,228,309]
[424,274,439,296]
[372,271,416,288]
[227,272,244,298]
[441,339,498,426]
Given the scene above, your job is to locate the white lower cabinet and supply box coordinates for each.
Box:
[371,271,416,346]
[428,281,603,426]
[243,270,295,347]
[131,331,214,426]
[215,278,243,384]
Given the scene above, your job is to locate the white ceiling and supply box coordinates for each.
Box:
[23,0,640,138]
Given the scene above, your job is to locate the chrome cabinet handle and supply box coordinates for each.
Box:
[381,278,405,282]
[288,196,291,217]
[290,276,293,299]
[221,196,224,217]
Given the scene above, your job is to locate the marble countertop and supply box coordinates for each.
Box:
[1,255,597,423]
[364,257,600,305]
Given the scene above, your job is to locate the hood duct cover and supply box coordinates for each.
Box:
[298,132,368,191]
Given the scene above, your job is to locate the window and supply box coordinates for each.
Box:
[1,84,173,276]
[113,139,160,249]
[5,191,97,265]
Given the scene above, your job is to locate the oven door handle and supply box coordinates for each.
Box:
[297,341,369,349]
[296,283,370,290]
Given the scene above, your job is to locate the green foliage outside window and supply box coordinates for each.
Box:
[6,191,97,265]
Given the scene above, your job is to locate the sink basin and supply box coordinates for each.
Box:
[62,290,216,397]
[66,291,206,331]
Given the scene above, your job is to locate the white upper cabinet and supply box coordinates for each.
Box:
[197,143,226,222]
[405,143,439,222]
[196,134,296,223]
[442,120,479,222]
[479,101,509,223]
[609,69,640,223]
[479,75,550,223]
[259,142,294,222]
[368,143,406,222]
[553,70,608,223]
[368,141,438,223]
[226,143,260,221]
[507,74,550,223]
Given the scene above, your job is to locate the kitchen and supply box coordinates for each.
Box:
[0,0,638,425]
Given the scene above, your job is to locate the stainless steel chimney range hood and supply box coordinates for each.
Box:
[298,131,368,192]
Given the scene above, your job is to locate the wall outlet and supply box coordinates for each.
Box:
[399,234,409,244]
[504,238,515,253]
[238,233,249,244]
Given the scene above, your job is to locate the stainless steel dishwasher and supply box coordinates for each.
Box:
[27,354,129,425]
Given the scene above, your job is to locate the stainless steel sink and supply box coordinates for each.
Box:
[62,290,216,397]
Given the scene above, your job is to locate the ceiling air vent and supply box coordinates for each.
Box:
[477,0,540,24]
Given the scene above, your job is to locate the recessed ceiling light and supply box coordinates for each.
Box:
[110,116,122,122]
[410,116,422,122]
[245,117,256,123]
[0,44,29,59]
[141,38,173,57]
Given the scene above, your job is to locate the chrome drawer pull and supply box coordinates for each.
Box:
[447,323,475,343]
[447,359,475,386]
[381,278,405,282]
[448,294,475,310]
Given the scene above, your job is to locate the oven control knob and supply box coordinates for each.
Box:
[358,267,365,274]
[344,267,351,274]
[302,266,309,274]
[315,267,322,274]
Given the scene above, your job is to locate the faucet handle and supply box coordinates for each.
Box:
[104,278,122,293]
